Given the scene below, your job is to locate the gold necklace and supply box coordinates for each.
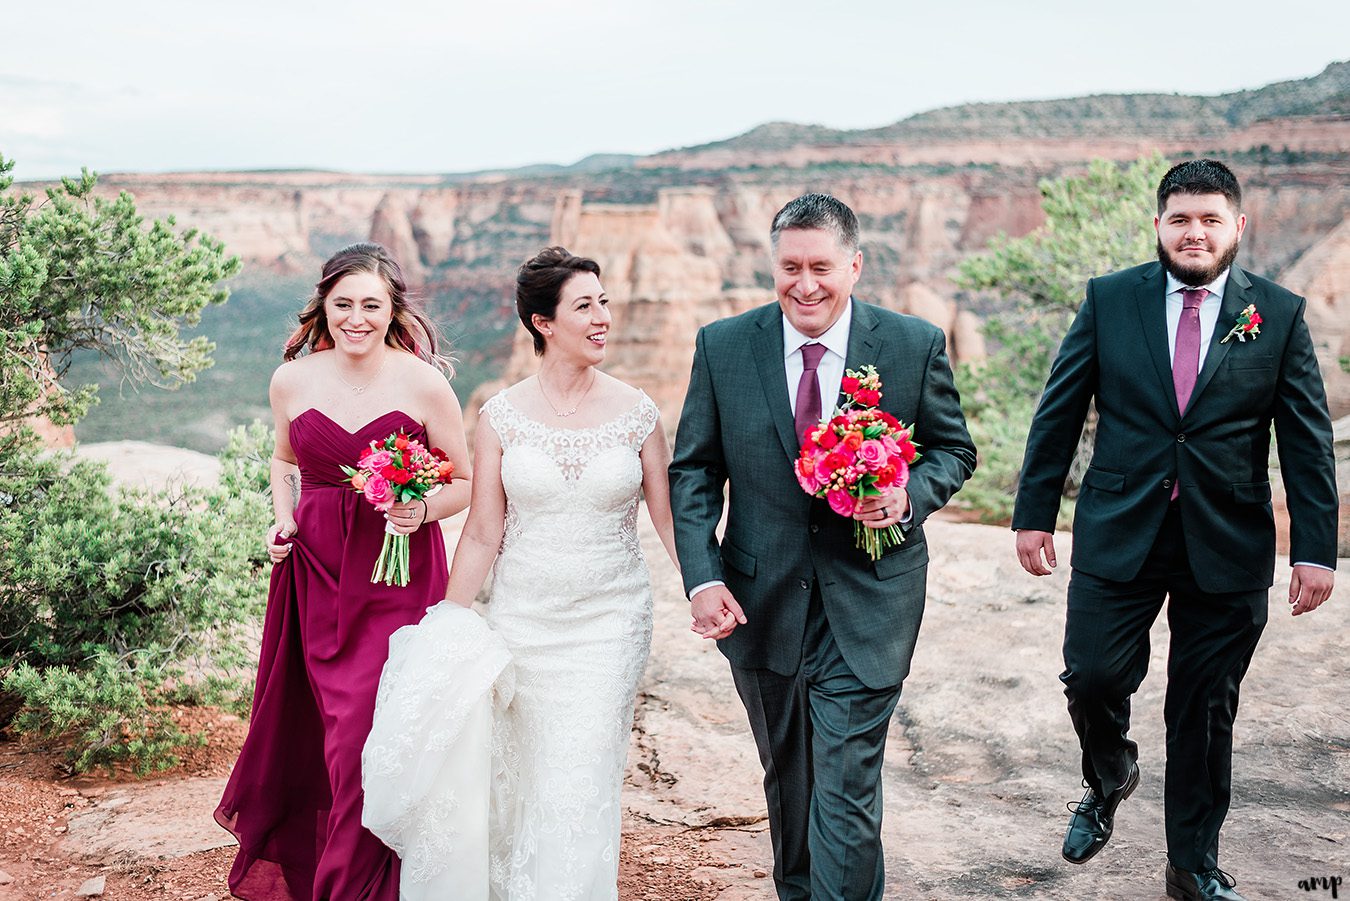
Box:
[539,369,596,418]
[333,353,389,395]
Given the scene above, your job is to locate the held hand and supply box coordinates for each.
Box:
[385,499,428,536]
[1015,529,1057,576]
[690,585,747,641]
[853,491,909,530]
[267,521,297,564]
[1289,564,1334,616]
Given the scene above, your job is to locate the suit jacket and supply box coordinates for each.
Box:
[1013,262,1338,593]
[669,299,976,689]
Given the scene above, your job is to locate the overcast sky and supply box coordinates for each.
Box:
[4,0,1347,180]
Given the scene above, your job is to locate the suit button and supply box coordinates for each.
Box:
[799,579,810,590]
[810,524,820,534]
[1177,433,1186,442]
[1162,478,1173,489]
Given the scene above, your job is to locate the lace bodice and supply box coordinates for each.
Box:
[483,390,659,561]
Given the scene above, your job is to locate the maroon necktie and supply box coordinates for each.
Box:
[794,343,826,441]
[1171,288,1207,499]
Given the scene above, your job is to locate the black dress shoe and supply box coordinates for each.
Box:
[1060,763,1139,864]
[1165,862,1246,900]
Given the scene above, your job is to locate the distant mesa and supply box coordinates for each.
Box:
[30,60,1350,453]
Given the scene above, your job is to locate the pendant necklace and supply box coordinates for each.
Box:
[334,353,389,395]
[540,369,596,418]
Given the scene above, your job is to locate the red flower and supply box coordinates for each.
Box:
[841,376,860,395]
[878,411,900,429]
[359,445,374,461]
[389,468,413,486]
[843,431,863,451]
[855,388,881,407]
[394,432,409,451]
[875,464,897,487]
[818,428,840,450]
[401,449,412,469]
[830,415,849,429]
[823,451,851,472]
[430,446,449,461]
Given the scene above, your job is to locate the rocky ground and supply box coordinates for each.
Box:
[1,444,1346,899]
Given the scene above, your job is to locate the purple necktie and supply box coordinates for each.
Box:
[794,343,827,441]
[1171,288,1207,499]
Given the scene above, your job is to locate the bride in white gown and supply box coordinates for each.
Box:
[361,247,679,900]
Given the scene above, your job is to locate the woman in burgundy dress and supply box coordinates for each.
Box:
[215,243,471,900]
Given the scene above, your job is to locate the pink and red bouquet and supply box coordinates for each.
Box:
[795,365,920,561]
[341,431,455,586]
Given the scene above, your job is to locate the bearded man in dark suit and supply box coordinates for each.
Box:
[670,193,976,901]
[1013,159,1337,901]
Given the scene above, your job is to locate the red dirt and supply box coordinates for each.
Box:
[0,707,736,900]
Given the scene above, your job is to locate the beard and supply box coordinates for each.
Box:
[1157,237,1241,287]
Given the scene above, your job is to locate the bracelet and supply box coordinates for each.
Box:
[419,498,429,522]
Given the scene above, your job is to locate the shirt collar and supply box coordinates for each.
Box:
[1165,268,1230,302]
[783,300,852,360]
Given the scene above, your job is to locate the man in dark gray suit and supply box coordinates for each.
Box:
[670,193,976,900]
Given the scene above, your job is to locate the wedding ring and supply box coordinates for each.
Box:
[881,507,889,517]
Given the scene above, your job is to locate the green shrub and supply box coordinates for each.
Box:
[0,422,274,772]
[954,155,1169,524]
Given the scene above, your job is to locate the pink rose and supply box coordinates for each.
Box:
[890,458,910,490]
[858,439,886,467]
[362,473,395,511]
[365,450,393,472]
[827,489,854,517]
[796,457,824,492]
[880,434,902,458]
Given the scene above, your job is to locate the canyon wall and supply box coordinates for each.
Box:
[52,105,1348,433]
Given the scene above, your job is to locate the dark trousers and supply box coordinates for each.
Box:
[731,590,902,901]
[1061,503,1267,872]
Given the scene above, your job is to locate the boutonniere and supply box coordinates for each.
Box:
[1220,304,1262,343]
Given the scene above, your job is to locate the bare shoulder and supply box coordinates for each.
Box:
[394,352,458,403]
[270,354,319,396]
[595,371,644,408]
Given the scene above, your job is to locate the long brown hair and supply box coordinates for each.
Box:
[283,242,452,373]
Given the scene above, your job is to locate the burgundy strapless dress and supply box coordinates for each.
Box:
[215,409,449,900]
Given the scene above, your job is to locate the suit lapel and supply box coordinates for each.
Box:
[843,299,882,400]
[1184,267,1251,417]
[1132,264,1179,422]
[750,307,802,462]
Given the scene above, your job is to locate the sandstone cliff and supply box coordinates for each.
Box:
[35,64,1349,450]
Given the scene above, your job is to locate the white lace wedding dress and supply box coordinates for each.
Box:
[362,390,658,900]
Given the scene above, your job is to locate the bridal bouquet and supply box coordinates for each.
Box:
[342,431,455,586]
[794,365,920,561]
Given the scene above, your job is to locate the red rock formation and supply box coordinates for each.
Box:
[1279,216,1350,419]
